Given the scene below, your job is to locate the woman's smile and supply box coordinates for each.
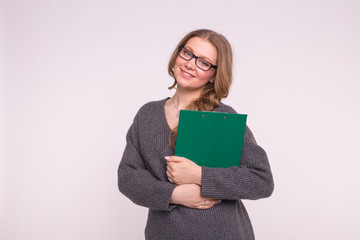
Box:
[180,68,195,78]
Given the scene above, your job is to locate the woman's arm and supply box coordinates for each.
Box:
[118,116,177,212]
[170,184,221,209]
[166,126,274,200]
[200,126,274,200]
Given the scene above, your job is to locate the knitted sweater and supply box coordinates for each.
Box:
[118,98,274,240]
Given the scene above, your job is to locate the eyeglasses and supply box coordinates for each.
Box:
[178,46,217,71]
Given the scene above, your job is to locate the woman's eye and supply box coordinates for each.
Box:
[198,59,210,67]
[183,49,192,57]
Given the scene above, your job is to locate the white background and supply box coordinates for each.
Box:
[1,0,360,239]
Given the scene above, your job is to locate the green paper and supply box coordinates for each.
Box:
[175,110,247,168]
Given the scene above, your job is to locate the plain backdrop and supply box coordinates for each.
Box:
[1,0,360,239]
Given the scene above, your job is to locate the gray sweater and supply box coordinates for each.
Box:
[118,98,274,240]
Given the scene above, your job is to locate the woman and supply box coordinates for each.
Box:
[118,29,274,240]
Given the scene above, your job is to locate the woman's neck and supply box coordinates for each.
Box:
[171,87,202,110]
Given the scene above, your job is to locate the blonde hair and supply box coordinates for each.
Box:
[168,29,233,148]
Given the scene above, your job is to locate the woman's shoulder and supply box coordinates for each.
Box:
[213,102,237,114]
[136,97,169,116]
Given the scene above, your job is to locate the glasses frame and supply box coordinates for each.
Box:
[178,46,217,71]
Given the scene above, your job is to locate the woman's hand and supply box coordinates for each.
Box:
[170,184,221,209]
[166,156,202,185]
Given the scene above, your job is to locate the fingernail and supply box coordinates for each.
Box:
[218,200,222,203]
[211,204,214,207]
[165,156,170,160]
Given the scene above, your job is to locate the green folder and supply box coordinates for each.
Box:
[175,110,247,168]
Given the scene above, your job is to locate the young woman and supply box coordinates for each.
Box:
[118,29,274,240]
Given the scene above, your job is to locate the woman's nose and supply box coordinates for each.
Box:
[184,59,196,70]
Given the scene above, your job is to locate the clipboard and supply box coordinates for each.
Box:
[175,110,247,168]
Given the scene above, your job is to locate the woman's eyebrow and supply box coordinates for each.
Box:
[184,45,214,63]
[184,45,194,52]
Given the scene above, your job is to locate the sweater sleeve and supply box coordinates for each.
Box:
[118,113,177,211]
[200,125,274,200]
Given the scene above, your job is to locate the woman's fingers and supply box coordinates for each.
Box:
[196,198,222,209]
[166,169,174,183]
[165,156,185,162]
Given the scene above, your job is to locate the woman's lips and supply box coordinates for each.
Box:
[181,69,195,78]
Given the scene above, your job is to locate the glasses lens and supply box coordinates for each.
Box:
[196,58,211,71]
[178,47,215,71]
[180,47,193,60]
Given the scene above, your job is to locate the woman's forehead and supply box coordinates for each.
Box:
[184,37,217,64]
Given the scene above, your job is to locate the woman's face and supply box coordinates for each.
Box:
[173,37,217,91]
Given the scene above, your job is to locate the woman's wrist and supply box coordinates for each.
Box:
[195,166,202,185]
[170,186,180,204]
